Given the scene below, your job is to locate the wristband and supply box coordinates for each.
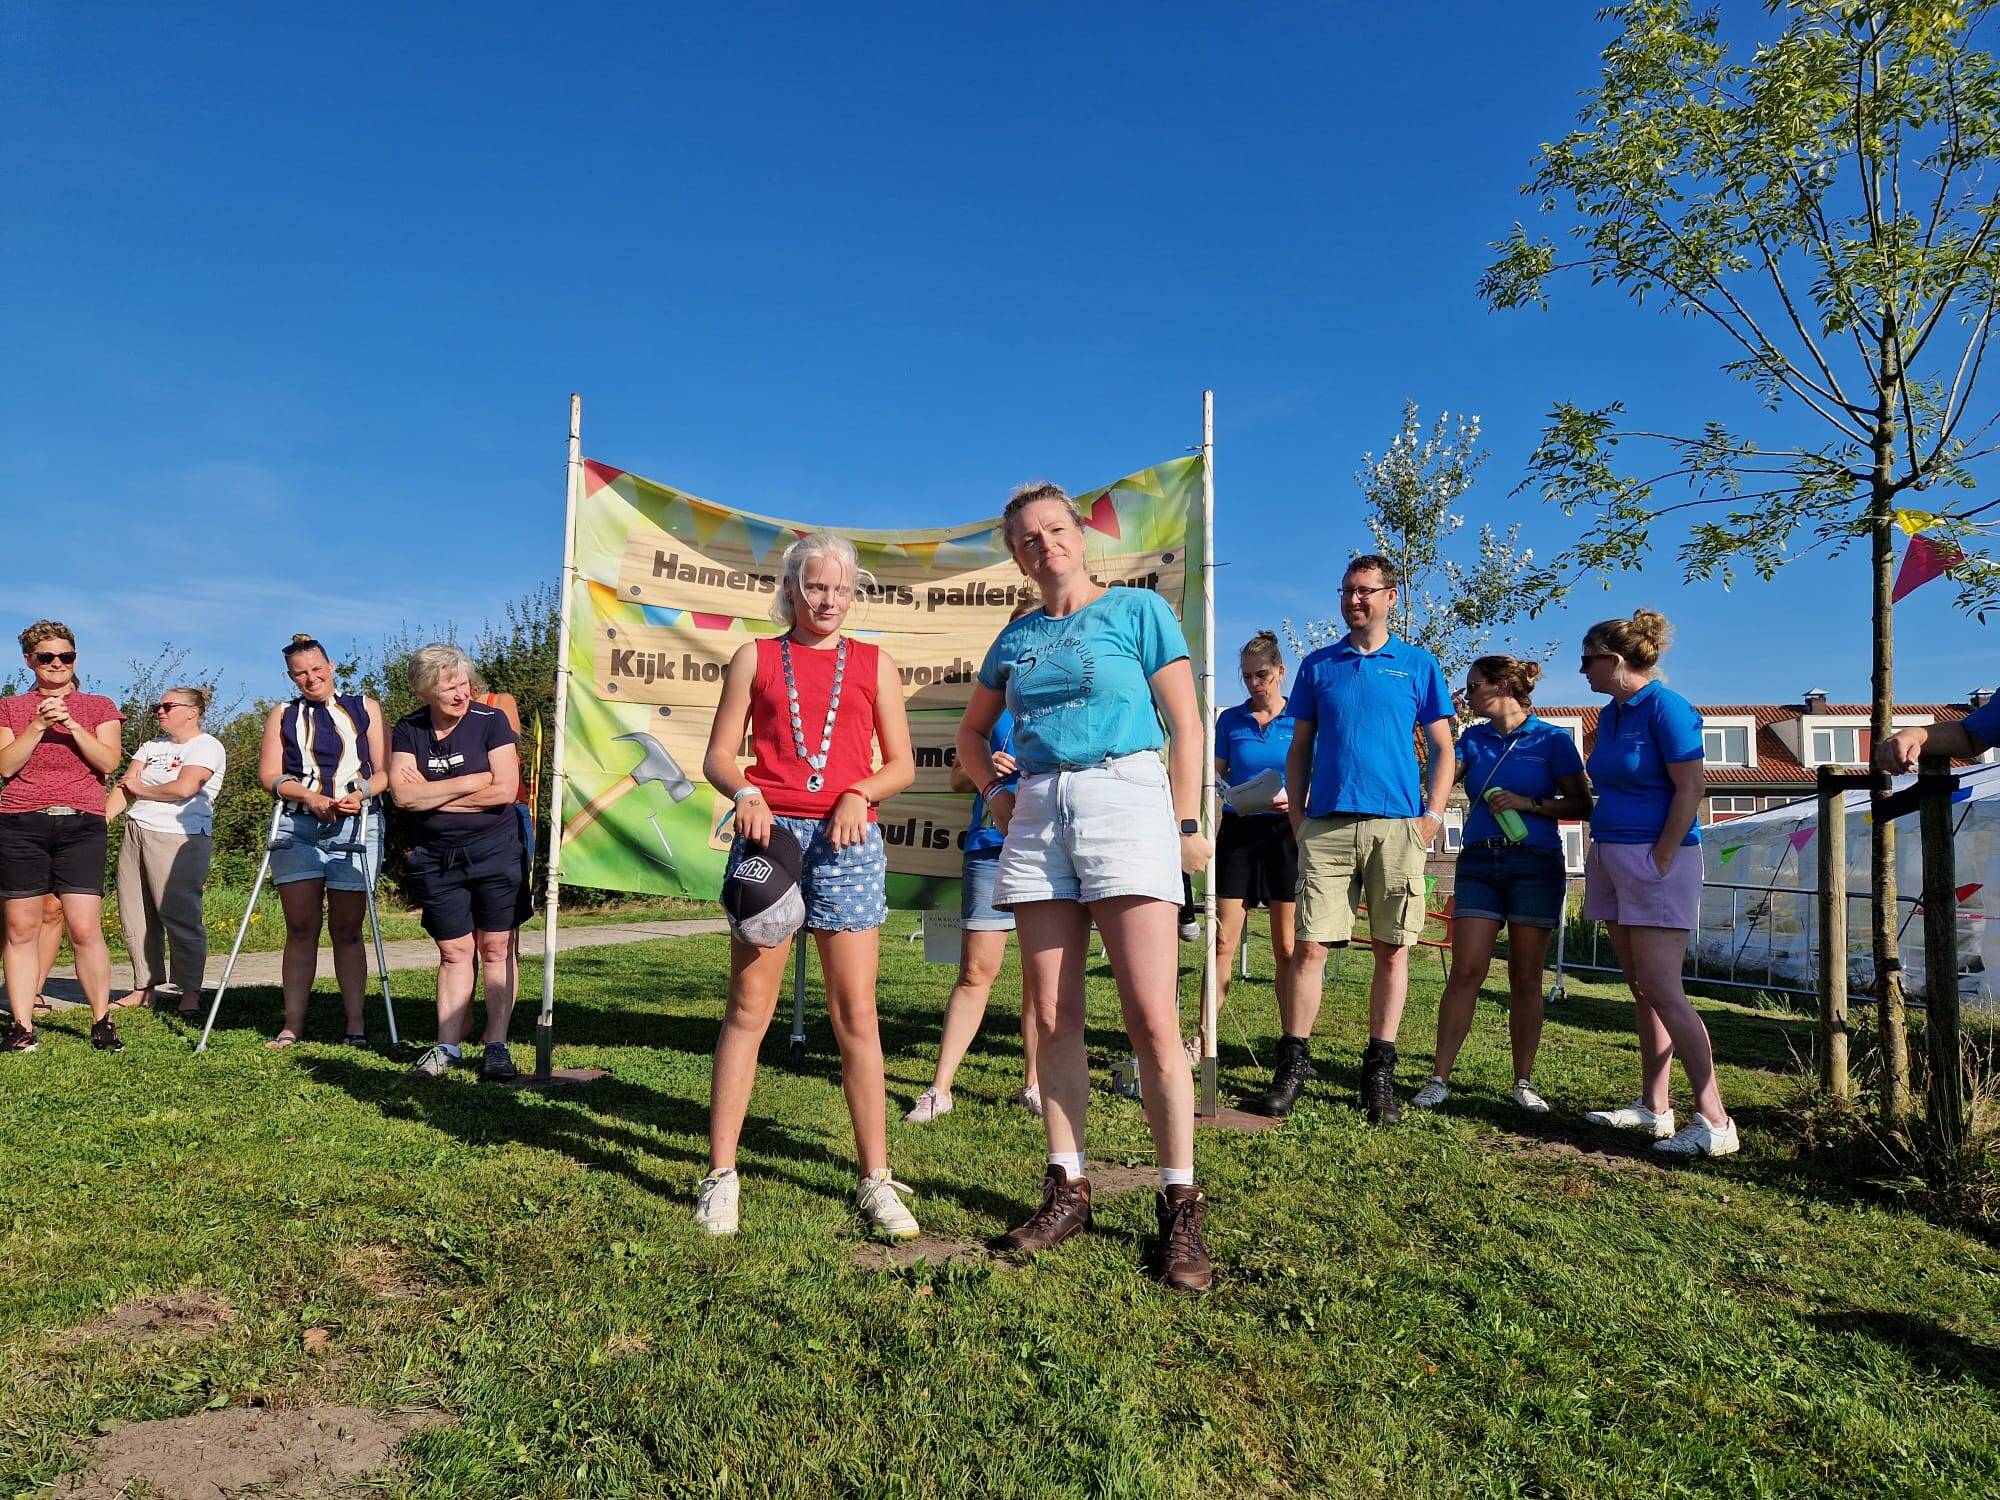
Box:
[732,786,765,802]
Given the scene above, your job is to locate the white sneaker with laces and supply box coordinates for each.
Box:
[1653,1113,1740,1158]
[1511,1079,1552,1114]
[1014,1084,1044,1117]
[1584,1101,1676,1138]
[903,1087,952,1124]
[856,1169,920,1241]
[1411,1075,1451,1110]
[695,1168,740,1235]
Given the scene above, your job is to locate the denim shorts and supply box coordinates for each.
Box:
[269,809,383,893]
[961,850,1013,932]
[726,813,887,932]
[1452,841,1568,929]
[993,752,1183,909]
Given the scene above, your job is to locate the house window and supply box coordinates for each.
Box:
[1442,806,1465,853]
[1703,725,1751,767]
[1706,794,1761,824]
[1811,726,1866,766]
[1560,823,1586,875]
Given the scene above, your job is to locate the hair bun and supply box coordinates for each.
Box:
[1520,660,1542,692]
[290,633,316,646]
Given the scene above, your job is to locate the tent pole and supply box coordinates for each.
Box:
[1199,390,1219,1117]
[536,393,583,1081]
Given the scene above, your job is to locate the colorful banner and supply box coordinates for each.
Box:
[554,457,1208,907]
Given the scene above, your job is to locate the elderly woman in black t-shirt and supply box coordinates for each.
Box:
[389,642,527,1084]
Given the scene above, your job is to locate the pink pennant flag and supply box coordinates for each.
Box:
[1892,532,1966,602]
[1789,825,1816,852]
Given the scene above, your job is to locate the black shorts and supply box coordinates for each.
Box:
[0,810,109,900]
[1215,811,1298,908]
[406,821,530,941]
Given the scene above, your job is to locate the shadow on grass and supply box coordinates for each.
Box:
[1541,988,1814,1073]
[1810,1305,2000,1390]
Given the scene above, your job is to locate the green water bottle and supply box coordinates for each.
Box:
[1485,787,1529,844]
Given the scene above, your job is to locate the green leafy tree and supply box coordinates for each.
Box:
[1481,0,2000,1125]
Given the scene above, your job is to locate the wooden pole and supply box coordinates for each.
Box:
[1919,758,1968,1150]
[1815,766,1849,1100]
[536,393,584,1081]
[1198,389,1219,1118]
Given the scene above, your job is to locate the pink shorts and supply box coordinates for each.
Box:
[1582,841,1702,930]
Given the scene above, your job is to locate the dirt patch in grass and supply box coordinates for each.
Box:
[57,1404,450,1499]
[1088,1164,1158,1196]
[1483,1132,1661,1175]
[851,1234,993,1271]
[59,1293,235,1350]
[342,1244,429,1301]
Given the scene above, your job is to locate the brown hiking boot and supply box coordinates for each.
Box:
[1150,1185,1213,1293]
[996,1164,1092,1253]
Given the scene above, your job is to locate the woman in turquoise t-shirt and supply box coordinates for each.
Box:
[955,482,1214,1294]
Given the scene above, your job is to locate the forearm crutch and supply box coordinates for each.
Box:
[197,801,285,1053]
[339,791,399,1047]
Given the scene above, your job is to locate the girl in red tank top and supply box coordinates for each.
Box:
[698,532,918,1241]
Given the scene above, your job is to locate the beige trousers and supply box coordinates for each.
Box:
[116,823,212,993]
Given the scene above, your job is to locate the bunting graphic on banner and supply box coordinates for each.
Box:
[553,457,1209,907]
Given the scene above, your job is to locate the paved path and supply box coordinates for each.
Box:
[39,917,731,1007]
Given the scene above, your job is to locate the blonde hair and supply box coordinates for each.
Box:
[17,620,73,655]
[1000,482,1090,560]
[771,531,874,628]
[164,684,213,717]
[1583,609,1673,675]
[1241,630,1283,674]
[1471,654,1542,705]
[1009,592,1041,622]
[407,641,476,699]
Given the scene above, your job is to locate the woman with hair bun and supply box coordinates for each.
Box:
[110,684,227,1016]
[1576,610,1739,1157]
[1411,655,1589,1115]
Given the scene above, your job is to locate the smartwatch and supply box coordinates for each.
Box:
[1178,818,1200,836]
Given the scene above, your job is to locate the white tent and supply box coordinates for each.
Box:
[1694,762,2000,1011]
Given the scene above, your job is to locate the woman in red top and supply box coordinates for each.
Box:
[698,532,917,1240]
[0,621,127,1054]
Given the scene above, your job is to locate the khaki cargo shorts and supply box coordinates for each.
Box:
[1296,813,1430,946]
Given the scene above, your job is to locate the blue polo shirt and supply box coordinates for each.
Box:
[1964,698,2000,750]
[978,589,1187,774]
[964,709,1016,856]
[1585,681,1705,845]
[1459,716,1584,850]
[1292,635,1453,819]
[1217,698,1296,817]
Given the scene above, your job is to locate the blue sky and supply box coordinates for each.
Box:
[4,1,1993,712]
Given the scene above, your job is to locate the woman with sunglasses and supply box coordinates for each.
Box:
[109,686,227,1016]
[0,621,126,1055]
[1577,610,1738,1158]
[257,634,388,1048]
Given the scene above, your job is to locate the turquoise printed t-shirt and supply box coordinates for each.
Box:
[977,589,1189,774]
[963,709,1015,856]
[1585,681,1705,846]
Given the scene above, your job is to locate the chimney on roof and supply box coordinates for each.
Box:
[1972,687,1995,710]
[1804,688,1828,713]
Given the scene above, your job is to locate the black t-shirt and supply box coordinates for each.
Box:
[391,704,519,848]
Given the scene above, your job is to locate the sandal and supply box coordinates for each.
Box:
[265,1030,302,1050]
[344,1033,369,1048]
[31,994,52,1015]
[176,1000,202,1019]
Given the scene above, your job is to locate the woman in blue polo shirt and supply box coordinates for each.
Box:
[1412,655,1589,1115]
[1200,631,1300,1063]
[1577,609,1739,1158]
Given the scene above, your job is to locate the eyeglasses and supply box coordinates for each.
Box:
[1339,585,1392,600]
[32,651,76,666]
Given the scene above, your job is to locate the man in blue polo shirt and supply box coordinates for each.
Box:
[1876,696,2000,771]
[1246,554,1454,1123]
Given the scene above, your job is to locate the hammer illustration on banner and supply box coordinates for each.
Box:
[563,732,696,840]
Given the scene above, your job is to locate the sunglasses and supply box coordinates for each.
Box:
[154,701,192,713]
[32,651,77,666]
[1580,652,1616,670]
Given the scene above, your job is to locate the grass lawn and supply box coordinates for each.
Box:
[6,916,1999,1497]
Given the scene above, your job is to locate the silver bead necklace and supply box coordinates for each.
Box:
[780,633,846,793]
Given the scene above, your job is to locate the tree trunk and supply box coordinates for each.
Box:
[1869,375,1911,1127]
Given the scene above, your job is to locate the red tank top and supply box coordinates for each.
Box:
[746,635,881,819]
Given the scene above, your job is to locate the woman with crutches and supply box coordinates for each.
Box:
[256,634,388,1048]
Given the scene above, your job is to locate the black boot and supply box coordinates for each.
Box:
[1245,1034,1313,1117]
[1360,1039,1402,1126]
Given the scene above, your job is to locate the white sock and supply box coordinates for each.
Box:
[1159,1165,1195,1190]
[1049,1151,1085,1178]
[438,1043,462,1059]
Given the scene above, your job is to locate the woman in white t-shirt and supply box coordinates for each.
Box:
[110,686,227,1015]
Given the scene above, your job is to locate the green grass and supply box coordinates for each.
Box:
[6,917,2000,1497]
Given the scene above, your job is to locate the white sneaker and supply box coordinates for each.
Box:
[903,1087,952,1124]
[1584,1101,1676,1138]
[695,1168,740,1235]
[1014,1084,1044,1118]
[1511,1079,1552,1114]
[1653,1113,1740,1158]
[856,1169,920,1241]
[1411,1075,1450,1110]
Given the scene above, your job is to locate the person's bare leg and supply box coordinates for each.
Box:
[1607,922,1675,1112]
[325,890,369,1038]
[4,897,45,1032]
[1625,923,1726,1122]
[1505,925,1553,1081]
[56,895,112,1023]
[818,927,889,1177]
[1094,895,1194,1173]
[925,928,1007,1097]
[433,934,476,1046]
[276,879,325,1038]
[1212,897,1248,1015]
[1285,939,1331,1038]
[708,937,794,1171]
[35,894,63,1004]
[477,928,518,1044]
[1015,901,1091,1160]
[1430,917,1502,1080]
[1368,939,1413,1043]
[1267,900,1298,1018]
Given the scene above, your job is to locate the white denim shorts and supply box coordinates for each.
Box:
[993,751,1183,908]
